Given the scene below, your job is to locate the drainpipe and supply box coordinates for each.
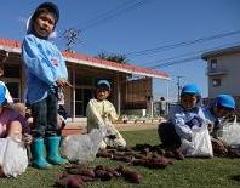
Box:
[117,73,121,115]
[72,64,76,123]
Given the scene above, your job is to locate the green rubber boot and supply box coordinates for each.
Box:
[32,138,51,169]
[46,136,68,165]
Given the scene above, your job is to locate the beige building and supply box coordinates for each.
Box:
[0,38,169,121]
[201,45,240,106]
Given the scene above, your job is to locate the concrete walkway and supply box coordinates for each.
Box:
[114,123,159,131]
[62,122,162,136]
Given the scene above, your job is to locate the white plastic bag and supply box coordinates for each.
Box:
[0,137,28,177]
[62,127,107,163]
[103,129,126,148]
[219,116,240,146]
[181,128,213,157]
[0,138,7,165]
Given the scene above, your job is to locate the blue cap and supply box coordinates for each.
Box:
[216,95,235,109]
[0,85,6,106]
[97,80,110,90]
[33,2,59,23]
[181,84,200,96]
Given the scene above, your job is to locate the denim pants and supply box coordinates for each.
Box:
[31,91,58,138]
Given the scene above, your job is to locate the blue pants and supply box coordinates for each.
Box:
[31,91,58,137]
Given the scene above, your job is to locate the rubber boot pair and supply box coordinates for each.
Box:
[32,136,68,169]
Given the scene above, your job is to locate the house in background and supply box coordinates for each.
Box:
[201,45,240,107]
[0,38,169,121]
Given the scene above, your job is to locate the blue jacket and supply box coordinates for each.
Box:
[202,107,224,137]
[22,34,68,104]
[168,105,205,140]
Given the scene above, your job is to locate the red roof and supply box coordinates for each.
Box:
[0,38,169,79]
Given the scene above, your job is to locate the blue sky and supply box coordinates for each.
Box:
[0,0,240,101]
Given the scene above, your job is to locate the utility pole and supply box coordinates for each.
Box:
[177,75,184,103]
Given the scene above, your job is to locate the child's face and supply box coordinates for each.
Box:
[215,107,232,118]
[181,95,197,109]
[33,12,56,38]
[96,89,110,101]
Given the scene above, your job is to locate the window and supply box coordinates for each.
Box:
[210,59,217,69]
[212,79,221,87]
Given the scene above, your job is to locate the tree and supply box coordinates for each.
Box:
[97,52,128,64]
[63,28,81,51]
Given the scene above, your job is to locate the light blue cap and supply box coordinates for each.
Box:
[216,95,235,109]
[97,80,110,90]
[181,84,200,96]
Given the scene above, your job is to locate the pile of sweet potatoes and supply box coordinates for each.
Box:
[96,144,173,169]
[211,138,240,158]
[55,164,143,187]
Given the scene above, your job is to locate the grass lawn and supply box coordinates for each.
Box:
[1,130,240,188]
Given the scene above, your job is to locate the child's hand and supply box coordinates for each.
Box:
[57,80,72,87]
[57,80,65,87]
[191,115,203,127]
[64,81,72,87]
[51,58,59,66]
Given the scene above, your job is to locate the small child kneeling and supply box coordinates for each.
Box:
[86,80,126,148]
[0,85,31,177]
[159,84,205,159]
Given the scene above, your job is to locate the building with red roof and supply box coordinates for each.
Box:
[0,38,169,120]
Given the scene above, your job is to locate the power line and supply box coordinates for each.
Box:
[126,30,240,57]
[138,41,240,67]
[79,0,138,29]
[149,41,240,68]
[153,56,200,68]
[58,0,152,48]
[78,0,152,32]
[68,0,133,27]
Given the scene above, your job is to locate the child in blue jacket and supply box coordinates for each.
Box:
[22,2,68,169]
[203,95,235,139]
[159,84,205,159]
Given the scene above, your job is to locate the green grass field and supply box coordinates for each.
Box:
[0,130,240,188]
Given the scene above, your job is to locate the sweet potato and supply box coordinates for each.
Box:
[95,170,113,181]
[96,152,113,159]
[147,157,169,169]
[95,165,104,171]
[122,169,143,183]
[134,153,145,159]
[112,155,132,163]
[101,166,122,177]
[116,147,132,152]
[107,149,116,154]
[56,175,84,188]
[132,159,146,166]
[211,139,227,156]
[80,176,97,182]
